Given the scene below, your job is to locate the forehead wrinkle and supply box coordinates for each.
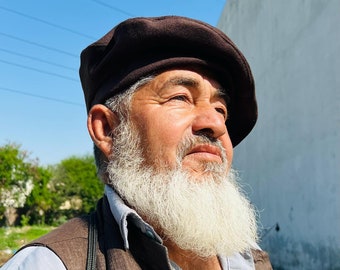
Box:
[169,76,199,87]
[158,76,199,93]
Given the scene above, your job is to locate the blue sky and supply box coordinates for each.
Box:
[0,0,226,165]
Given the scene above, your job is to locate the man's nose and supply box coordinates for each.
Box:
[192,106,227,139]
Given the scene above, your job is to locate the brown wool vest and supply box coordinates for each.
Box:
[23,197,272,270]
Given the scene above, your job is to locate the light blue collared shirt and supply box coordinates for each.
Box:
[1,185,257,269]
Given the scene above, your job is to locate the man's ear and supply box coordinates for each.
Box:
[87,104,119,159]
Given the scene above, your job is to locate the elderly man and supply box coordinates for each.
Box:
[2,16,272,269]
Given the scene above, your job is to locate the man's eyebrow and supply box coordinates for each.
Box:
[214,88,229,103]
[167,76,199,88]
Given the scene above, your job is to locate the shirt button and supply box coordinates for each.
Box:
[145,229,155,239]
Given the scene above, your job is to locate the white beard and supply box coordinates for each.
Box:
[107,119,258,257]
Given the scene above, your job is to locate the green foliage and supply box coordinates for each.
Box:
[20,215,30,227]
[0,143,38,226]
[0,226,54,250]
[49,155,103,222]
[0,142,103,227]
[0,143,31,189]
[23,166,54,225]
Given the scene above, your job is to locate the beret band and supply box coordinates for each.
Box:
[79,16,257,146]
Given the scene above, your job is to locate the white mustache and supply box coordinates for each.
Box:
[176,135,227,164]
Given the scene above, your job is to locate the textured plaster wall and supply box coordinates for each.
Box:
[218,1,340,269]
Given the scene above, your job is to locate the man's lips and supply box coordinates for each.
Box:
[185,144,223,162]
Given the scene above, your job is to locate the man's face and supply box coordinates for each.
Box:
[129,69,233,175]
[105,69,257,257]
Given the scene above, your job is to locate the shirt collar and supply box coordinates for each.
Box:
[104,185,162,250]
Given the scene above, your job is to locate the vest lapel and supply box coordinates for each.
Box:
[100,197,171,270]
[99,197,142,270]
[127,219,172,270]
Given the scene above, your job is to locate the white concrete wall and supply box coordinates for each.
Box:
[218,1,340,269]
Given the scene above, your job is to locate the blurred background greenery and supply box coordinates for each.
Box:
[0,142,103,265]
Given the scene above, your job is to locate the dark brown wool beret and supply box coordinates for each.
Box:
[79,16,257,147]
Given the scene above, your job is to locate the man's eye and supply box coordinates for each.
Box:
[170,95,188,101]
[215,107,227,118]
